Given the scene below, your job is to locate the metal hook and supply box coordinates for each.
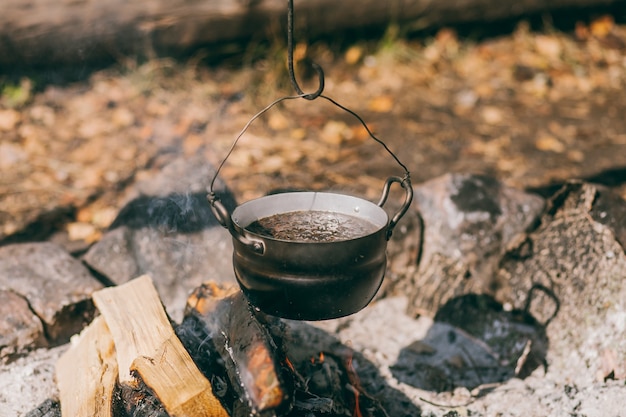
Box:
[208,0,412,195]
[287,0,324,100]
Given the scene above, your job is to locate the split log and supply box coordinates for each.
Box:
[55,316,118,417]
[92,275,229,417]
[1,0,624,67]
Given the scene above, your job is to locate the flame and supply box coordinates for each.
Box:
[310,352,325,364]
[344,353,363,417]
[284,356,295,372]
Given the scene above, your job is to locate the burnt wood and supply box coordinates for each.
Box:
[180,282,294,416]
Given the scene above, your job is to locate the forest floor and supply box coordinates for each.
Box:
[1,14,626,247]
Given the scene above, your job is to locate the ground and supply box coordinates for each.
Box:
[0,11,625,417]
[1,15,625,248]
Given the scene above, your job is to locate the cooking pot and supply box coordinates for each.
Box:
[208,175,412,320]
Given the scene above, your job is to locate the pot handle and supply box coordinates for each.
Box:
[207,193,265,254]
[377,176,413,240]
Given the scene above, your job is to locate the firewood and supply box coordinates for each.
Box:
[92,275,228,417]
[55,316,118,417]
[181,282,293,416]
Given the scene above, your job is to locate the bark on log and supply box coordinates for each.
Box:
[1,0,624,67]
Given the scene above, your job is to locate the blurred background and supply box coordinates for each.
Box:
[1,0,625,248]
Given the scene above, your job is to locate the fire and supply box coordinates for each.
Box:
[284,356,295,372]
[344,353,363,417]
[310,352,325,364]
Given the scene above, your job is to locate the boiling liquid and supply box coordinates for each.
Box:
[245,210,379,242]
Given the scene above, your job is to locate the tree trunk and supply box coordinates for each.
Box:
[0,0,622,67]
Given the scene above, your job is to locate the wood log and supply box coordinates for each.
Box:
[55,316,118,417]
[92,275,229,417]
[1,0,623,67]
[180,282,293,416]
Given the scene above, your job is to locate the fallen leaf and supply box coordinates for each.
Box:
[321,120,350,145]
[590,15,614,38]
[112,107,135,128]
[0,143,27,169]
[535,35,562,60]
[481,106,504,125]
[535,134,565,153]
[268,111,290,131]
[92,207,118,229]
[0,109,21,131]
[67,222,98,242]
[345,45,364,65]
[368,95,394,113]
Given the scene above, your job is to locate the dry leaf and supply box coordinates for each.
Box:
[535,135,565,153]
[345,45,364,65]
[67,222,99,242]
[321,120,350,145]
[590,15,614,38]
[535,36,562,60]
[481,106,504,125]
[0,109,21,131]
[368,95,394,113]
[111,107,135,128]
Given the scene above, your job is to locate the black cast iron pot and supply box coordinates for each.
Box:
[208,176,412,320]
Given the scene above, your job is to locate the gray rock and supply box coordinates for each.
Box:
[497,181,626,384]
[0,290,47,363]
[0,242,102,354]
[401,173,545,316]
[83,155,237,320]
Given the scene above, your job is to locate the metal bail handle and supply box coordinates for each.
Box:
[207,193,265,254]
[207,0,413,245]
[377,176,413,240]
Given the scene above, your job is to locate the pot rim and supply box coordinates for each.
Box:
[231,191,389,244]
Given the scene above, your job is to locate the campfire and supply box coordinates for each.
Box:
[55,275,384,417]
[3,1,626,415]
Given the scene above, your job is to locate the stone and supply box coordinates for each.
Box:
[496,181,626,385]
[83,155,237,321]
[0,290,47,362]
[0,242,102,347]
[400,173,545,316]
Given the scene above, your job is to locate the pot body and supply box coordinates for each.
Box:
[230,192,389,320]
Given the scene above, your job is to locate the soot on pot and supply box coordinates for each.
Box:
[245,210,378,242]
